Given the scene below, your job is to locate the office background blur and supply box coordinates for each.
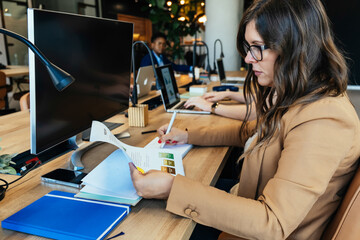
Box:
[0,0,359,110]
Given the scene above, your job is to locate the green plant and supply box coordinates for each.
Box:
[144,0,205,61]
[0,143,17,175]
[0,153,17,174]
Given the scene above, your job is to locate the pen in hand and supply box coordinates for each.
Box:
[160,111,177,148]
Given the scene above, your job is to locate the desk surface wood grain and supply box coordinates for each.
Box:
[0,73,243,240]
[0,65,29,77]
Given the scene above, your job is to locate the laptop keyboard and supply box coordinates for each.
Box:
[175,101,195,110]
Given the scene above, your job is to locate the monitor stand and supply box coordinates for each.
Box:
[71,128,130,171]
[12,122,129,174]
[12,140,78,174]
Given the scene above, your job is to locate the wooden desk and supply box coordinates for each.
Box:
[0,65,29,78]
[0,87,240,239]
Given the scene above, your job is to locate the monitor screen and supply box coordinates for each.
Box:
[28,9,133,154]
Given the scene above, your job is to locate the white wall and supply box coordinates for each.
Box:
[205,0,244,71]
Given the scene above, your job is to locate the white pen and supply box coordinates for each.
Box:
[160,111,177,148]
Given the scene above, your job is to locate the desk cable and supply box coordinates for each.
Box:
[0,160,41,202]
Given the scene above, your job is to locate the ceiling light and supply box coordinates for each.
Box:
[198,15,207,23]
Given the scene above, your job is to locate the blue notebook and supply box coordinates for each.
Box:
[1,190,130,240]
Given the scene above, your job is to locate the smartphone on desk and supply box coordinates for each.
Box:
[41,168,87,189]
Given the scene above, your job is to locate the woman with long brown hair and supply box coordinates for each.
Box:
[129,0,360,239]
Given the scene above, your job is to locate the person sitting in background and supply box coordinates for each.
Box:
[184,91,257,120]
[140,32,192,73]
[129,0,360,239]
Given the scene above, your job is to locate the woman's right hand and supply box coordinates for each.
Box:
[158,124,189,145]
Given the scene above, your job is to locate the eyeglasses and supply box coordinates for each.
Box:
[243,42,269,61]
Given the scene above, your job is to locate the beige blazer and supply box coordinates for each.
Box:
[166,94,360,240]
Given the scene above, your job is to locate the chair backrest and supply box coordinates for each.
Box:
[0,71,6,109]
[19,92,30,111]
[321,165,360,240]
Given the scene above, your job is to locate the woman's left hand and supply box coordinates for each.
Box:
[129,162,175,199]
[184,96,212,112]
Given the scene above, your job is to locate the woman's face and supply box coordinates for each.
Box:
[244,20,278,87]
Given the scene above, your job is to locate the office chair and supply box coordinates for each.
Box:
[0,71,15,115]
[19,92,30,111]
[0,70,6,109]
[321,163,360,240]
[12,76,29,101]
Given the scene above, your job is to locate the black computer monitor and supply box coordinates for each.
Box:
[28,9,133,154]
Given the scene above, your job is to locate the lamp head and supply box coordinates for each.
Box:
[46,63,75,91]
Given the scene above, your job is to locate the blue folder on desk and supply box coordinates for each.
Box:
[1,190,130,240]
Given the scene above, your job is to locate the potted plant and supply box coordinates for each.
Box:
[0,147,17,174]
[144,0,205,62]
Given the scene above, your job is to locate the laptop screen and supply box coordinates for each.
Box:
[216,58,226,81]
[156,64,181,109]
[136,66,155,98]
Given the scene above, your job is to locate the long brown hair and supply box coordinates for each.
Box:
[238,0,348,152]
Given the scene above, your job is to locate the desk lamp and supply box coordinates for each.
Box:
[0,28,75,202]
[192,40,211,84]
[0,28,75,91]
[131,41,158,105]
[213,38,224,74]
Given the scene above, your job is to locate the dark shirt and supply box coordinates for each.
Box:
[140,52,191,73]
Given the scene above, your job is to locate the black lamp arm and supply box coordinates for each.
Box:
[0,28,50,67]
[0,28,75,92]
[213,39,224,71]
[194,40,211,79]
[131,41,158,106]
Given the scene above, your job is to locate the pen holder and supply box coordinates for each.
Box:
[128,104,149,127]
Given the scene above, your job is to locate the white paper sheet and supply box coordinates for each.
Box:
[80,149,138,199]
[88,121,185,175]
[144,137,192,158]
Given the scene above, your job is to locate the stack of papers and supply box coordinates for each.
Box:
[77,149,142,206]
[75,121,191,206]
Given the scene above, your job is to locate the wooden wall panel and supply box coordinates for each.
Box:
[117,14,152,44]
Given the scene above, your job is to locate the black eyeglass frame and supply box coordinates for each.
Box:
[243,42,269,61]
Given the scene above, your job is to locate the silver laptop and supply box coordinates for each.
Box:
[347,85,360,118]
[217,58,245,86]
[156,64,210,114]
[136,66,155,98]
